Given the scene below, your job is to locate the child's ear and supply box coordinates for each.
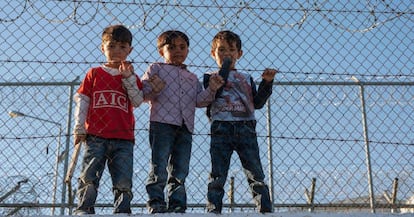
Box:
[211,50,217,59]
[237,50,243,59]
[158,48,164,57]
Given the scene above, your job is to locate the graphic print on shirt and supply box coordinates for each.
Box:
[213,72,254,117]
[93,90,129,112]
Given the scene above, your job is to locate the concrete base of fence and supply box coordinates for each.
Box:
[31,211,413,217]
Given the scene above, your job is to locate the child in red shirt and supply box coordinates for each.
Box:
[72,24,162,215]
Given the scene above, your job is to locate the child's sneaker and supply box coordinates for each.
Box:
[168,206,186,213]
[148,204,167,214]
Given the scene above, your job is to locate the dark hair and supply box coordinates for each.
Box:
[211,30,242,52]
[102,24,133,45]
[157,30,189,50]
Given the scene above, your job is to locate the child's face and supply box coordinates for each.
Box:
[159,37,189,65]
[101,40,133,67]
[211,39,242,69]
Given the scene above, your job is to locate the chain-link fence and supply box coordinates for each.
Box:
[0,1,413,216]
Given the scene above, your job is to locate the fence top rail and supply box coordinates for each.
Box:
[0,81,81,86]
[273,81,414,86]
[1,81,414,87]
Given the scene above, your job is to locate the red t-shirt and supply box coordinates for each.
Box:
[77,67,143,140]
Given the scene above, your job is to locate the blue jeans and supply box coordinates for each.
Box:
[207,121,272,213]
[146,121,192,211]
[74,135,134,214]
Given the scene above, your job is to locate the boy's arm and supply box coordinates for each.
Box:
[202,73,213,119]
[203,72,223,99]
[196,73,224,108]
[73,93,89,144]
[122,75,144,107]
[253,68,277,109]
[253,78,273,109]
[119,61,144,107]
[195,80,216,108]
[141,64,162,101]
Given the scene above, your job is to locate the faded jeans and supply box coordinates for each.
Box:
[207,120,272,213]
[74,135,134,214]
[146,121,192,211]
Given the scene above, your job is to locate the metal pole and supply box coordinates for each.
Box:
[305,178,316,212]
[51,125,62,215]
[229,176,234,213]
[352,76,375,213]
[391,178,398,213]
[266,98,275,211]
[60,77,78,215]
[10,112,59,126]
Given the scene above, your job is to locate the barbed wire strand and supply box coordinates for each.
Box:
[0,59,413,79]
[1,1,411,31]
[1,131,413,147]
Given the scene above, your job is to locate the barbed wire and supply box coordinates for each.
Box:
[0,0,411,31]
[0,59,413,79]
[1,131,413,147]
[313,0,413,33]
[1,1,412,79]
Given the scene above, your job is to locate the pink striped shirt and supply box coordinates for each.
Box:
[142,62,216,133]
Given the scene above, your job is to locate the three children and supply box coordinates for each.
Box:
[73,25,275,214]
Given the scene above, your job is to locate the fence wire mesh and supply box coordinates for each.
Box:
[0,1,413,216]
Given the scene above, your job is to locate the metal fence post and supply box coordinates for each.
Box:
[229,176,235,212]
[305,177,316,212]
[60,77,79,215]
[352,76,376,213]
[52,124,62,215]
[266,97,275,211]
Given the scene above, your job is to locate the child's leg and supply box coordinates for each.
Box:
[166,125,192,212]
[235,122,272,213]
[108,139,134,214]
[207,121,234,213]
[75,136,107,214]
[146,122,175,213]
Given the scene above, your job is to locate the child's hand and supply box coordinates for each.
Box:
[209,74,225,91]
[119,61,134,78]
[262,68,277,82]
[149,74,165,93]
[74,134,86,145]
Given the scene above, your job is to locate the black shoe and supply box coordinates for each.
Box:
[168,206,186,213]
[208,209,221,214]
[148,204,167,214]
[259,208,273,213]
